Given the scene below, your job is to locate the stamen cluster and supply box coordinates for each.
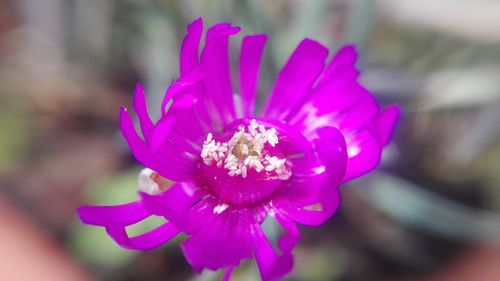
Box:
[201,119,291,180]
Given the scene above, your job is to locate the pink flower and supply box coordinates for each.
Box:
[78,18,400,281]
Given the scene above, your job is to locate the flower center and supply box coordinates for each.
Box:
[198,119,293,207]
[200,119,291,180]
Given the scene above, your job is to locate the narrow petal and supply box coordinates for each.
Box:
[133,83,154,142]
[200,23,241,127]
[78,200,179,251]
[77,201,149,226]
[119,107,156,167]
[180,18,203,76]
[221,267,234,281]
[262,39,329,120]
[251,220,295,281]
[106,222,179,250]
[239,34,267,117]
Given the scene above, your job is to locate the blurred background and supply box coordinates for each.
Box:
[1,0,500,280]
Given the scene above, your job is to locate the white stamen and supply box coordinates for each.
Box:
[200,119,292,180]
[213,203,229,214]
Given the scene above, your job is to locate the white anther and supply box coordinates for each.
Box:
[213,203,229,214]
[200,119,291,179]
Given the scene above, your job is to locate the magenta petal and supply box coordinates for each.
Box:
[119,107,156,167]
[106,222,179,251]
[318,45,358,85]
[180,18,203,76]
[181,202,253,272]
[140,182,204,231]
[274,213,300,254]
[77,201,149,226]
[239,34,267,117]
[335,90,379,133]
[133,83,155,142]
[263,39,328,120]
[343,128,382,182]
[200,23,240,127]
[251,221,295,281]
[277,126,346,226]
[148,118,198,180]
[315,126,348,183]
[283,186,340,226]
[373,104,401,146]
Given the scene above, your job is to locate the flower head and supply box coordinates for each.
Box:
[78,18,400,281]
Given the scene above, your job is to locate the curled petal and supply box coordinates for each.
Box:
[180,18,203,76]
[106,222,179,251]
[133,83,155,142]
[119,107,156,167]
[77,201,149,226]
[78,200,179,251]
[343,128,382,182]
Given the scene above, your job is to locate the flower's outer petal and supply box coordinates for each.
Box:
[120,108,194,182]
[277,126,346,226]
[318,44,358,85]
[77,201,149,226]
[342,105,400,182]
[252,213,299,281]
[239,34,267,117]
[263,39,328,120]
[343,128,382,182]
[180,198,254,272]
[119,107,156,166]
[200,23,241,127]
[180,18,203,76]
[288,78,378,139]
[372,104,401,146]
[106,222,179,251]
[280,184,340,226]
[133,83,154,142]
[78,201,180,251]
